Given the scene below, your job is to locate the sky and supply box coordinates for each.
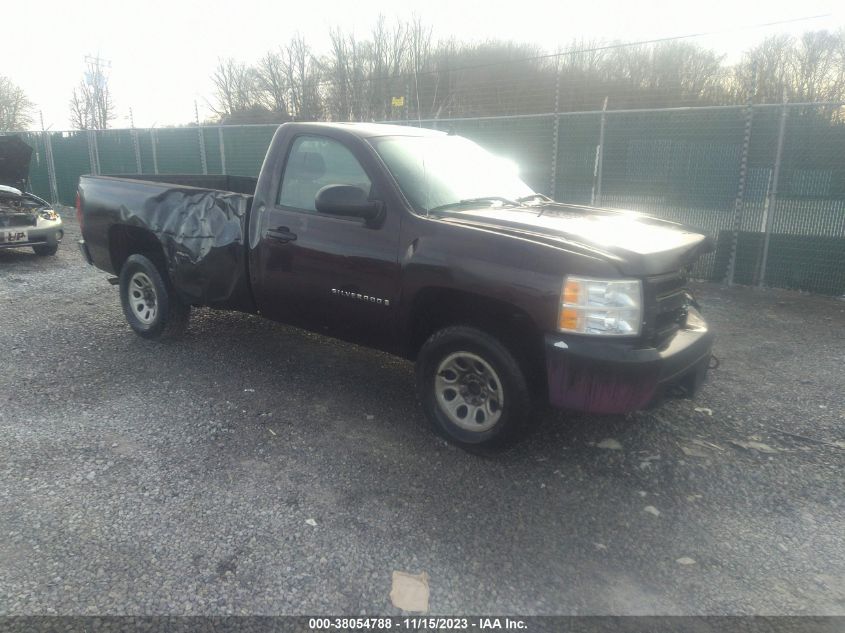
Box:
[3,0,842,130]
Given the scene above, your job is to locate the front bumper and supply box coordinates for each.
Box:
[545,307,714,414]
[0,219,63,250]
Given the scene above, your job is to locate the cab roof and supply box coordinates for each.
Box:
[284,121,447,139]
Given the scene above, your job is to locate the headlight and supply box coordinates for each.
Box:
[40,209,59,221]
[558,276,643,336]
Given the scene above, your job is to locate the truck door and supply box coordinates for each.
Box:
[252,134,401,350]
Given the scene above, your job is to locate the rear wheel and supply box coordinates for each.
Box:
[33,243,58,256]
[119,254,190,340]
[416,326,535,449]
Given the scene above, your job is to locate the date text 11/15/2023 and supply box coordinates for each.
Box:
[307,617,528,630]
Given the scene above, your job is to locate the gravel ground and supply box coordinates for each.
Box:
[0,212,843,616]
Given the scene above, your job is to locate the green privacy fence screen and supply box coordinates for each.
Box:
[12,102,845,295]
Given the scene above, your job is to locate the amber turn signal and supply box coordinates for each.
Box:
[563,279,580,305]
[559,307,579,330]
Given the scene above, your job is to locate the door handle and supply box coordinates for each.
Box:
[267,226,297,243]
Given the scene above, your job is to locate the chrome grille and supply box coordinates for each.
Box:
[643,271,689,346]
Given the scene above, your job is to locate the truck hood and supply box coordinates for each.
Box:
[436,203,713,276]
[0,135,33,191]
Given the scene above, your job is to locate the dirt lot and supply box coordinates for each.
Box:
[1,213,843,615]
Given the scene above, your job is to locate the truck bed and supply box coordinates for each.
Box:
[105,174,258,195]
[78,174,258,313]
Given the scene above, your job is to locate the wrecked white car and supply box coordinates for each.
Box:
[0,136,63,256]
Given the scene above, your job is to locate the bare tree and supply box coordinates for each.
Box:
[324,28,356,120]
[68,57,115,130]
[600,42,726,107]
[256,52,288,113]
[321,17,425,122]
[69,87,90,130]
[0,76,33,130]
[791,30,845,102]
[430,41,556,117]
[731,34,794,104]
[357,16,412,120]
[204,21,845,124]
[729,29,845,118]
[283,35,323,120]
[210,58,259,117]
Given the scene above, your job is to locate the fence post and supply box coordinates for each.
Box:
[131,129,142,174]
[549,62,561,199]
[218,126,227,175]
[195,102,208,175]
[44,134,59,204]
[725,64,757,286]
[591,97,608,206]
[724,105,754,285]
[129,107,142,174]
[87,130,101,175]
[39,113,59,204]
[41,132,59,204]
[150,129,159,174]
[95,131,101,174]
[758,95,788,287]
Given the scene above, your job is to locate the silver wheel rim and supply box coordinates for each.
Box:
[434,351,504,432]
[128,271,158,325]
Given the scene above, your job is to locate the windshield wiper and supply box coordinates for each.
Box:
[515,193,552,204]
[515,193,555,217]
[428,196,519,214]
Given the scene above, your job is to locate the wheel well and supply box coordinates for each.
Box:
[108,225,166,274]
[405,287,546,391]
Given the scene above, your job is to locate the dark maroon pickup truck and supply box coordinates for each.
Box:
[77,122,714,448]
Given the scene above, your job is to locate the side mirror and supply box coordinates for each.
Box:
[315,185,382,222]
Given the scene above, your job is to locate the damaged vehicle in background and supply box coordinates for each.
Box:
[0,136,63,256]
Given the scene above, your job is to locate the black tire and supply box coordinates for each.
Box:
[119,253,190,340]
[32,243,58,256]
[415,326,535,449]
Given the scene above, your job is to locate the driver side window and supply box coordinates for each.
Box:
[278,135,372,213]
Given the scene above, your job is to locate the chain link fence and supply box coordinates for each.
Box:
[14,101,845,295]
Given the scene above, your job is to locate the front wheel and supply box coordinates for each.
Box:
[119,254,190,340]
[415,326,535,449]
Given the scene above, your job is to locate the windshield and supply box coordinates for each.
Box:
[370,134,535,213]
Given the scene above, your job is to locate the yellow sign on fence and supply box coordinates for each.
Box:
[391,96,405,107]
